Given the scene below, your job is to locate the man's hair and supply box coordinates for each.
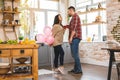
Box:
[68,6,75,12]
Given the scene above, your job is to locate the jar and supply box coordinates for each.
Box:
[7,6,11,11]
[14,7,18,12]
[5,19,9,24]
[1,7,4,11]
[4,6,8,11]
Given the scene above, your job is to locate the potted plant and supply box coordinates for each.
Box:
[18,36,24,44]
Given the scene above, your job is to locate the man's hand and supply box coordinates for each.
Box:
[69,38,73,44]
[69,31,75,44]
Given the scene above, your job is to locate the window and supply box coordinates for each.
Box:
[27,0,38,8]
[40,0,59,10]
[76,0,107,42]
[19,10,30,37]
[82,27,87,40]
[47,11,58,27]
[87,12,98,23]
[20,0,59,39]
[34,11,45,34]
[76,0,91,8]
[87,25,99,40]
[93,0,106,3]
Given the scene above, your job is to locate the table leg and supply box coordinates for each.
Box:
[107,51,114,80]
[32,49,38,80]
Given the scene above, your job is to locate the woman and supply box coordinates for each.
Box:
[52,14,65,74]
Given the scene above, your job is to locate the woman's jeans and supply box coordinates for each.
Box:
[70,38,82,72]
[53,45,64,68]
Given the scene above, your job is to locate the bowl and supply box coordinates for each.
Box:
[0,63,9,66]
[0,66,10,74]
[16,57,28,64]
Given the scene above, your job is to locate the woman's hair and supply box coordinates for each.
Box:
[53,14,63,27]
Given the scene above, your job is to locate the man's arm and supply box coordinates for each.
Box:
[69,15,78,43]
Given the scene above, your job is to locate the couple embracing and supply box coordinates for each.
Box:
[52,6,82,75]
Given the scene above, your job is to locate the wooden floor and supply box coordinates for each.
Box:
[1,63,118,80]
[38,63,118,80]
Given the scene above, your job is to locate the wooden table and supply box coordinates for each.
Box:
[0,44,39,80]
[102,47,120,80]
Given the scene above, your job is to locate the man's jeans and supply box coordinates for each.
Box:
[70,38,82,72]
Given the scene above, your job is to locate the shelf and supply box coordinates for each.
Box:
[4,0,20,2]
[0,56,11,58]
[78,8,106,15]
[0,44,39,49]
[0,74,33,79]
[82,21,107,26]
[1,24,21,27]
[12,63,32,67]
[0,11,21,14]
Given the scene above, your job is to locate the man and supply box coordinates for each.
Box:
[67,6,82,74]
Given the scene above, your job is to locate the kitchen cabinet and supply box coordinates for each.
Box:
[0,44,39,80]
[38,44,50,66]
[38,42,73,67]
[62,43,74,63]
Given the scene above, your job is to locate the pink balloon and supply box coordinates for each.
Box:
[46,36,54,45]
[37,34,45,43]
[46,31,52,36]
[44,26,52,36]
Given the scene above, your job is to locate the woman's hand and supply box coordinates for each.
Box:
[49,44,53,46]
[63,25,69,29]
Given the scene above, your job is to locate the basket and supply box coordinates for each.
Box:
[16,57,28,64]
[0,66,10,75]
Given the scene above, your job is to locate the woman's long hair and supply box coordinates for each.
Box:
[53,14,63,27]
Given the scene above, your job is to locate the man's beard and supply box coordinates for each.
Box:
[68,14,71,17]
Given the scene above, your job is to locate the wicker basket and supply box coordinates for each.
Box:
[0,66,10,75]
[16,57,28,64]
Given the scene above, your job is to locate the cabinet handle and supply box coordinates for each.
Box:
[20,50,24,54]
[0,50,2,54]
[41,43,44,46]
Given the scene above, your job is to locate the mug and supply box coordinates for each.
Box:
[5,19,9,24]
[15,20,19,24]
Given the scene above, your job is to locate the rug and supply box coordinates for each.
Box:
[38,69,54,75]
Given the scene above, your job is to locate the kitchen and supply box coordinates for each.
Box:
[0,0,120,80]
